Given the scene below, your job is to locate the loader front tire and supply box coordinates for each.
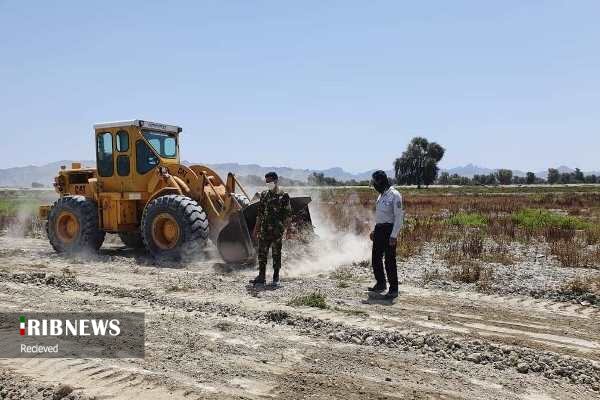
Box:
[118,231,145,249]
[141,195,209,261]
[47,196,105,253]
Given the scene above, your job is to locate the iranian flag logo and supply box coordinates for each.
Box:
[19,315,25,336]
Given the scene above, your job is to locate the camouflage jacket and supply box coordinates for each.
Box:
[257,189,292,238]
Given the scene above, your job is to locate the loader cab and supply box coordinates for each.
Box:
[94,120,181,192]
[93,120,182,231]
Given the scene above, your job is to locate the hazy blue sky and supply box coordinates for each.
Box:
[1,1,598,172]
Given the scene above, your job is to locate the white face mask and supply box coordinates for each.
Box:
[266,181,276,191]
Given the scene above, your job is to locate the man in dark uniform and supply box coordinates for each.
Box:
[250,172,292,287]
[369,170,404,299]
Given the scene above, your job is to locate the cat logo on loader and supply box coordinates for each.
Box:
[39,120,313,263]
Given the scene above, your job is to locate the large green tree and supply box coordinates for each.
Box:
[547,168,560,184]
[526,172,536,184]
[496,169,513,185]
[394,137,445,188]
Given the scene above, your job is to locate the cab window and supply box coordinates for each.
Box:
[136,140,159,174]
[96,132,113,177]
[142,130,177,158]
[117,155,130,176]
[116,130,129,152]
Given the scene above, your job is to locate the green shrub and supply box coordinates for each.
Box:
[288,292,328,309]
[512,209,589,231]
[447,212,487,227]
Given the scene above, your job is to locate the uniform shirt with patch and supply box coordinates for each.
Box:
[375,187,404,238]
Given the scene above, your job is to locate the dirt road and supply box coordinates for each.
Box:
[0,236,598,399]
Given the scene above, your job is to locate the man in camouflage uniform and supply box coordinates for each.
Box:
[250,172,292,286]
[250,172,292,287]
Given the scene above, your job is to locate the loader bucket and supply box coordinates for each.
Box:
[217,210,256,264]
[240,196,313,238]
[287,196,315,242]
[216,196,314,264]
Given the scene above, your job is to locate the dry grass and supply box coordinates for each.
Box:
[422,268,443,284]
[330,266,361,283]
[461,232,484,258]
[440,231,486,265]
[482,243,515,265]
[486,216,517,240]
[165,275,195,292]
[3,187,599,271]
[549,240,600,269]
[584,226,600,245]
[332,306,369,317]
[543,226,576,242]
[441,242,465,266]
[562,275,600,295]
[315,189,600,272]
[476,267,495,292]
[395,217,445,260]
[449,261,484,284]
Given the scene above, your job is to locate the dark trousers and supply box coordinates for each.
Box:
[257,235,283,280]
[371,223,398,290]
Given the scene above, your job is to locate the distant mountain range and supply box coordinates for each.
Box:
[0,161,597,188]
[0,160,391,187]
[196,163,392,182]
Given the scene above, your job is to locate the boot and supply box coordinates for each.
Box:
[270,269,280,287]
[249,265,266,285]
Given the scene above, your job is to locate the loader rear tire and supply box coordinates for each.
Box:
[232,193,250,208]
[141,195,209,261]
[118,231,144,249]
[47,196,105,253]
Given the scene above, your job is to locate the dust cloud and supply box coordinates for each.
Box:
[5,207,42,238]
[283,189,373,277]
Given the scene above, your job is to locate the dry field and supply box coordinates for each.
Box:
[0,187,599,399]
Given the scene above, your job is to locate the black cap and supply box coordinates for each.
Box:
[371,170,388,181]
[265,171,278,180]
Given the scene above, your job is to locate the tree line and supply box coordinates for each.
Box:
[242,136,598,187]
[393,137,599,187]
[304,137,599,187]
[302,168,600,187]
[437,168,599,186]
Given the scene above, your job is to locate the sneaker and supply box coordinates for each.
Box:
[269,280,281,288]
[384,289,398,299]
[367,284,386,293]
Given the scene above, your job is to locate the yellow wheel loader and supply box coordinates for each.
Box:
[39,120,312,263]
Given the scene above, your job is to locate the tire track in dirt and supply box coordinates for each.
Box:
[3,358,204,400]
[1,236,599,398]
[2,278,597,400]
[1,270,599,393]
[0,280,540,400]
[308,281,600,363]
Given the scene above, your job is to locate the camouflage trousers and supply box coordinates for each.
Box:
[257,235,283,280]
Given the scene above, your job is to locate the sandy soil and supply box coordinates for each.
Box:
[0,236,598,400]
